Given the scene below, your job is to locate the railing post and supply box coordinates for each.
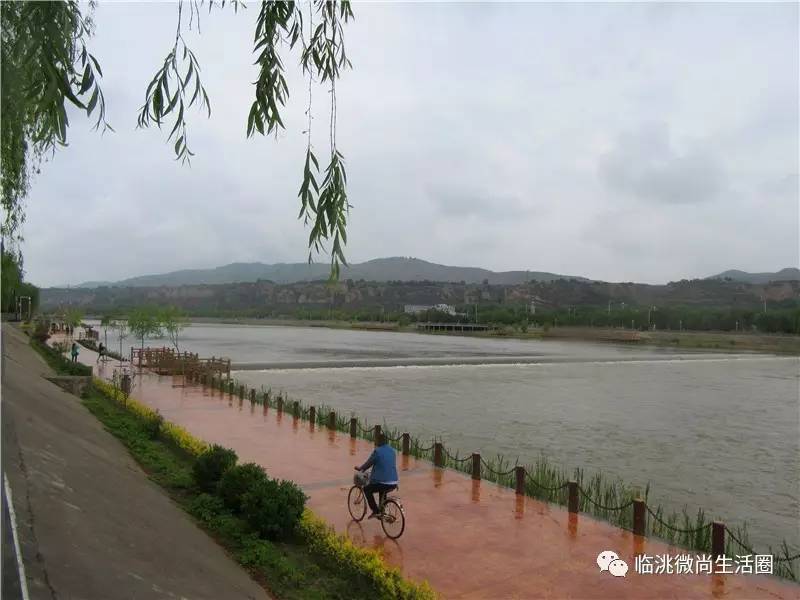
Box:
[433,442,443,467]
[712,521,725,560]
[568,481,579,514]
[402,433,410,456]
[309,406,316,424]
[328,411,336,430]
[471,452,481,480]
[350,417,357,438]
[515,466,525,495]
[633,498,646,535]
[249,388,256,403]
[374,424,381,445]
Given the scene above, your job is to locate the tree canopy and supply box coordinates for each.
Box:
[1,0,354,278]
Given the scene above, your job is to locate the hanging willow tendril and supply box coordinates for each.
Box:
[3,0,353,279]
[136,0,226,164]
[297,0,354,279]
[142,0,355,278]
[1,0,112,245]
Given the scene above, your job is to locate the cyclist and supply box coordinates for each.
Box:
[354,433,398,519]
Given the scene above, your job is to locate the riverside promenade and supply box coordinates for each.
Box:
[82,351,798,599]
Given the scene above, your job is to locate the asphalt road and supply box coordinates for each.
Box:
[2,474,24,599]
[1,324,268,600]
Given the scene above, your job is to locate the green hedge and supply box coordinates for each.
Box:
[218,463,269,513]
[241,477,307,540]
[192,445,237,492]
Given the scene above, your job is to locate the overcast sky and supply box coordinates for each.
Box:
[20,1,799,287]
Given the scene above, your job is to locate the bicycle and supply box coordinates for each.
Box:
[348,471,405,539]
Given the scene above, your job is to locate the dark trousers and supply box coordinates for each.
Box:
[363,483,396,513]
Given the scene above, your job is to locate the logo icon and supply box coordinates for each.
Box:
[597,550,629,577]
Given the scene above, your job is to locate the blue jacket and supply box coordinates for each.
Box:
[359,444,398,485]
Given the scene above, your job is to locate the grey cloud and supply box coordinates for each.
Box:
[598,125,725,205]
[16,2,799,287]
[427,185,533,219]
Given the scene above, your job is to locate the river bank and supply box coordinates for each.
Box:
[174,317,800,355]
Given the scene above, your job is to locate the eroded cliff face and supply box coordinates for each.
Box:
[39,278,800,313]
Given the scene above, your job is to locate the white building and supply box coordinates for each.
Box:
[404,303,457,316]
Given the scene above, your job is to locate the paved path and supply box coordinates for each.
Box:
[1,325,268,600]
[81,349,799,600]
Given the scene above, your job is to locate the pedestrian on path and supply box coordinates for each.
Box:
[97,342,105,363]
[71,342,79,363]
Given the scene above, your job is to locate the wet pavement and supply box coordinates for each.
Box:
[79,348,799,599]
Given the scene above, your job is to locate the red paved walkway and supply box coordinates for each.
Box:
[78,350,797,599]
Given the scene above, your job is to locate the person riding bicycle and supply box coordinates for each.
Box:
[355,433,398,519]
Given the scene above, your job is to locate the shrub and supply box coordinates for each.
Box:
[192,444,237,492]
[144,409,164,440]
[30,320,50,343]
[218,462,269,513]
[188,493,226,523]
[241,478,306,540]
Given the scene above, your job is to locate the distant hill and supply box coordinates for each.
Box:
[40,275,800,314]
[706,268,800,284]
[75,257,589,288]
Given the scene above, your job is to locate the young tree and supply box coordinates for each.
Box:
[159,305,188,352]
[64,307,83,338]
[1,1,353,278]
[128,306,162,358]
[100,314,112,349]
[111,317,129,366]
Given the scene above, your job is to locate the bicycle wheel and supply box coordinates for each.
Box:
[380,499,405,539]
[348,486,367,522]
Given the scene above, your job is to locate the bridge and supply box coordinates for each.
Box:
[416,322,493,332]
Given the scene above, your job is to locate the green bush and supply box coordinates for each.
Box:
[218,462,269,513]
[32,322,50,343]
[192,444,237,492]
[241,478,307,540]
[144,409,164,440]
[188,493,226,523]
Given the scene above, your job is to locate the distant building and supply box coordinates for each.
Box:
[404,303,457,316]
